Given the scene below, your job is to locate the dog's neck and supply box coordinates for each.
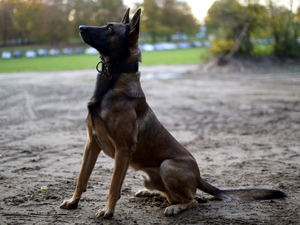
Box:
[113,71,145,99]
[98,45,141,76]
[90,67,144,108]
[127,44,142,63]
[100,44,141,64]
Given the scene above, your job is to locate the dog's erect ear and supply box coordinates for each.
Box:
[129,8,141,45]
[121,8,130,24]
[129,8,141,32]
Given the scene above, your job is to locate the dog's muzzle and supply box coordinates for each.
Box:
[79,25,87,32]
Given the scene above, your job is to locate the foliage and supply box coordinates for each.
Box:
[0,0,126,46]
[136,0,199,42]
[205,0,270,55]
[0,0,15,43]
[205,0,300,58]
[0,0,198,46]
[206,0,244,39]
[139,0,162,43]
[267,1,300,58]
[67,0,126,39]
[210,39,234,54]
[12,0,42,43]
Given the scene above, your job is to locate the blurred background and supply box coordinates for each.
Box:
[0,0,300,72]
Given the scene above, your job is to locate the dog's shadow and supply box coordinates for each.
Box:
[130,194,222,209]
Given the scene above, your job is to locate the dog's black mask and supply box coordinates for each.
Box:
[79,8,141,63]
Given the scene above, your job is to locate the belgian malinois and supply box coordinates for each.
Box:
[60,8,286,218]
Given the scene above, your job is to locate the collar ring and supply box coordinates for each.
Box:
[96,61,102,73]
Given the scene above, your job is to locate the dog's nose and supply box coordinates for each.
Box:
[79,25,87,31]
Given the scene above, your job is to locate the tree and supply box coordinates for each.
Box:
[160,0,198,41]
[0,0,16,45]
[67,0,126,40]
[36,0,71,45]
[206,0,300,57]
[267,0,300,57]
[0,0,127,46]
[13,0,44,45]
[205,0,244,38]
[0,0,199,46]
[205,0,270,55]
[138,0,199,42]
[139,0,162,42]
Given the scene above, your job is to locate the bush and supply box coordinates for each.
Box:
[275,40,300,58]
[210,39,234,54]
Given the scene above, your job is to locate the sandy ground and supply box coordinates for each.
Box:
[0,65,299,224]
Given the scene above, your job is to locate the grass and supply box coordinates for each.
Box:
[142,48,208,65]
[0,48,209,73]
[0,55,100,73]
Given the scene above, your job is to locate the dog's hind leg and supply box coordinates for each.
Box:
[60,118,101,210]
[135,168,171,199]
[160,158,200,216]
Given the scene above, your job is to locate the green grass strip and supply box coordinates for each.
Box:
[0,48,208,73]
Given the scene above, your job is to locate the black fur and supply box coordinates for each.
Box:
[88,73,118,110]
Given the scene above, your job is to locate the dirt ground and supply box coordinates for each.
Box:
[0,64,299,225]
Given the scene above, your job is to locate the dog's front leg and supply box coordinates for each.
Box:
[60,119,101,209]
[95,147,131,219]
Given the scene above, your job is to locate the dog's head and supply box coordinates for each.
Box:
[79,8,141,63]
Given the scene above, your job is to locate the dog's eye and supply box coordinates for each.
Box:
[107,26,112,32]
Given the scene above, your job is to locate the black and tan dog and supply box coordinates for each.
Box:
[60,8,286,218]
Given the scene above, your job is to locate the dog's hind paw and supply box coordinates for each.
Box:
[164,200,198,217]
[135,189,155,197]
[164,205,182,216]
[95,208,114,219]
[135,189,162,197]
[60,198,79,210]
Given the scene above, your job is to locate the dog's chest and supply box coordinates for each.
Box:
[91,118,116,158]
[88,105,116,159]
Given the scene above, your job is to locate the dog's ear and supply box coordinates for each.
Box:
[121,8,130,24]
[129,8,141,32]
[129,8,141,45]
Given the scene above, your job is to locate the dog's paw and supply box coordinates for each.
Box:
[135,189,154,197]
[95,208,114,219]
[60,198,79,210]
[164,200,198,216]
[164,205,182,217]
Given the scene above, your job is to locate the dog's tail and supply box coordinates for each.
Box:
[197,178,287,202]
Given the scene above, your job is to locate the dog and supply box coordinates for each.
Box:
[60,8,286,218]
